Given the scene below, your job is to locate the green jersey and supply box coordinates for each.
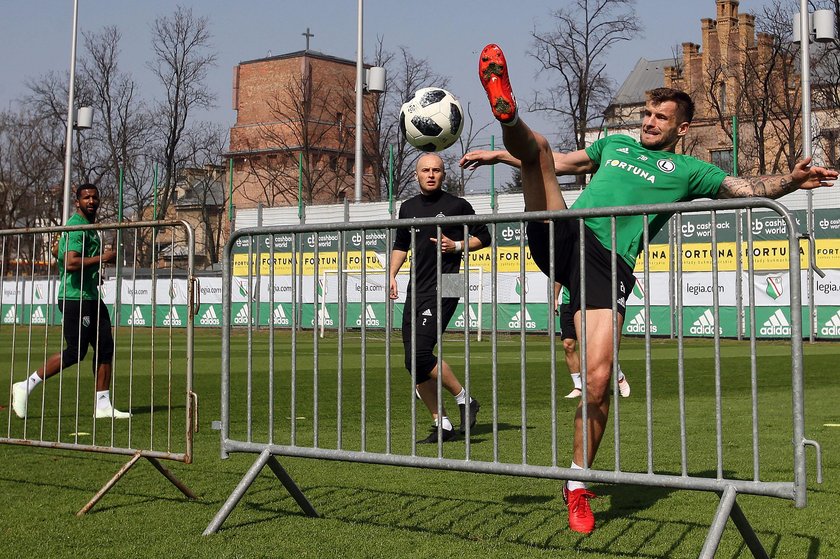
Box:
[576,134,726,267]
[57,212,102,301]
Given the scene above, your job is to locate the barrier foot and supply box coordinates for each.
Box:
[699,486,768,559]
[145,456,198,500]
[729,499,769,559]
[266,455,320,518]
[77,452,143,517]
[205,449,318,535]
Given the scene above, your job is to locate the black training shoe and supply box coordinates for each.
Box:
[418,427,458,444]
[458,399,480,434]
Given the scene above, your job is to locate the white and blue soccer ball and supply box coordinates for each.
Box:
[400,87,464,152]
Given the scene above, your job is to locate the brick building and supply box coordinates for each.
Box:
[228,50,382,211]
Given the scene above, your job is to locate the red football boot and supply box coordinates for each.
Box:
[479,44,517,124]
[562,483,596,534]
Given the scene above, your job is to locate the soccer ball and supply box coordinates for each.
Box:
[400,87,464,152]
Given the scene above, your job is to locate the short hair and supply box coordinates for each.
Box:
[75,183,98,199]
[648,87,695,124]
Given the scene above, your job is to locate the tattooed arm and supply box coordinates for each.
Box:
[718,157,837,199]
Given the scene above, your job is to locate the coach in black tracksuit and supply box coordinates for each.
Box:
[389,153,492,443]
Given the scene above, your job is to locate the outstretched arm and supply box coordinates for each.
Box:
[460,149,595,176]
[718,157,837,199]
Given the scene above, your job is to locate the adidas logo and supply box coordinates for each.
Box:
[625,308,657,334]
[233,305,251,325]
[30,306,46,324]
[509,309,536,329]
[200,306,220,326]
[760,309,790,336]
[127,306,146,326]
[3,306,17,324]
[454,305,479,328]
[273,304,290,326]
[821,310,840,336]
[313,306,334,327]
[689,309,720,335]
[616,147,630,154]
[163,307,182,326]
[355,304,380,327]
[421,308,433,317]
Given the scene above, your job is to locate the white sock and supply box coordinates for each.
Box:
[27,372,43,394]
[454,388,468,406]
[96,390,111,410]
[435,416,453,431]
[570,372,582,390]
[567,461,587,491]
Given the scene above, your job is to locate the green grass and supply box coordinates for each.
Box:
[1,329,838,558]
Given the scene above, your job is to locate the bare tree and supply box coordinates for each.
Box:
[443,102,490,197]
[80,26,153,222]
[148,5,217,220]
[530,0,641,163]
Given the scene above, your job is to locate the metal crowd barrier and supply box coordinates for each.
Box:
[1,220,198,514]
[207,199,821,557]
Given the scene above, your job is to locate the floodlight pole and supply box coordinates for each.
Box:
[799,0,813,160]
[61,0,80,224]
[354,0,364,203]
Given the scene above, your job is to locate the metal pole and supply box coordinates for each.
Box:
[489,135,496,212]
[731,115,738,176]
[799,0,816,342]
[800,0,812,159]
[354,0,364,203]
[61,0,80,224]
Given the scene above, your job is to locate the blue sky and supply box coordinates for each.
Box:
[0,0,781,189]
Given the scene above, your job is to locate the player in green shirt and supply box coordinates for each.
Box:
[464,43,837,535]
[12,184,131,420]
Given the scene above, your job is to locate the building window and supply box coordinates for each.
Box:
[710,149,733,174]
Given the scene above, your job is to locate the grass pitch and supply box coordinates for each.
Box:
[1,328,838,558]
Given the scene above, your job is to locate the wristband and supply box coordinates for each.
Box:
[454,241,462,252]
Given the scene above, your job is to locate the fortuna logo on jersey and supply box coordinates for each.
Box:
[163,307,182,326]
[508,309,536,329]
[355,304,380,327]
[690,309,720,335]
[3,306,17,324]
[821,310,840,336]
[760,309,790,336]
[200,306,220,325]
[128,306,146,326]
[604,159,656,184]
[273,304,289,326]
[234,305,251,325]
[625,308,657,333]
[30,306,46,324]
[454,305,479,328]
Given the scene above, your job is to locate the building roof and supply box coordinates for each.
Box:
[239,49,359,68]
[611,57,671,106]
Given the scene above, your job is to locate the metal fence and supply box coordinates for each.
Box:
[207,199,822,557]
[1,220,198,515]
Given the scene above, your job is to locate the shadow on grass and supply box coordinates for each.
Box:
[211,464,821,558]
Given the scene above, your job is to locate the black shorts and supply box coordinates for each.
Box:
[401,293,459,383]
[558,302,576,341]
[527,220,636,316]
